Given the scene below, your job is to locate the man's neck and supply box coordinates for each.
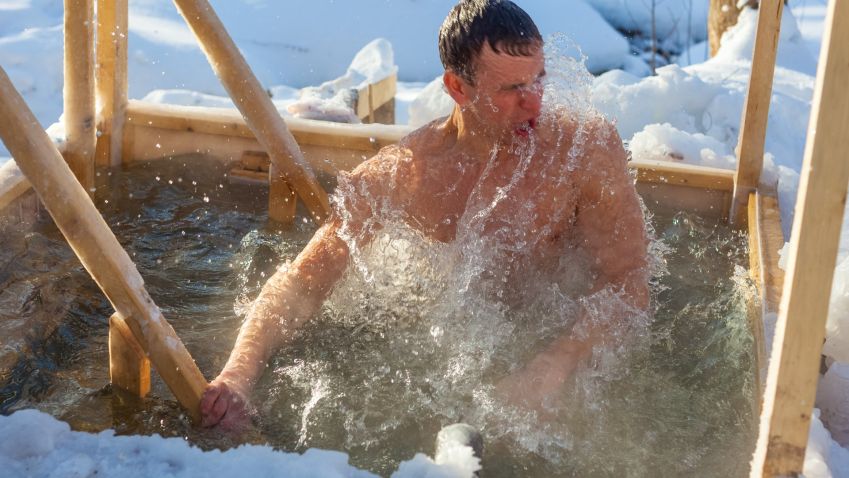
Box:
[444,106,501,161]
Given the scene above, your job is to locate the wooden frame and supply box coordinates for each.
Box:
[94,0,128,168]
[751,0,849,475]
[0,161,31,212]
[730,0,784,224]
[63,0,96,191]
[123,100,408,175]
[109,313,151,398]
[354,73,397,124]
[746,187,786,405]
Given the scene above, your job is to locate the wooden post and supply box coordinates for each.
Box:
[750,0,849,475]
[729,0,783,225]
[354,73,397,124]
[171,0,330,223]
[0,66,207,422]
[109,313,151,397]
[63,0,96,192]
[95,0,128,168]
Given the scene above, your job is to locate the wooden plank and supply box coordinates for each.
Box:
[123,103,734,190]
[750,0,849,475]
[63,0,96,192]
[94,0,128,168]
[124,100,408,151]
[171,0,330,223]
[730,0,784,224]
[228,168,268,185]
[0,161,32,212]
[629,159,735,191]
[0,65,207,422]
[746,192,766,408]
[752,189,786,317]
[109,313,151,397]
[239,150,270,172]
[746,188,786,412]
[355,73,397,123]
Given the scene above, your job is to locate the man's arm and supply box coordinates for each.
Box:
[200,218,351,428]
[499,120,649,408]
[200,155,389,428]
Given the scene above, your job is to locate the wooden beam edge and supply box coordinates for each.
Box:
[125,100,411,151]
[630,159,735,191]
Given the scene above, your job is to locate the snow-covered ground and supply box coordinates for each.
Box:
[2,0,848,477]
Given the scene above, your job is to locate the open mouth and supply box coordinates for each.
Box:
[514,118,537,137]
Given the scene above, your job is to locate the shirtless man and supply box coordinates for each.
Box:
[200,0,649,429]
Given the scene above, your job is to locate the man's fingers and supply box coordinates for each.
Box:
[200,384,222,415]
[211,389,231,422]
[201,382,232,427]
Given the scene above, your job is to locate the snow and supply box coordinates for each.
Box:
[1,0,848,476]
[0,409,480,478]
[585,0,709,51]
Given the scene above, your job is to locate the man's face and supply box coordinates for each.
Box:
[462,42,546,140]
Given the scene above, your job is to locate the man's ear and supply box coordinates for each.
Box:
[443,71,470,105]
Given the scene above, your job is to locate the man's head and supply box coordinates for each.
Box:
[438,0,542,85]
[439,1,546,139]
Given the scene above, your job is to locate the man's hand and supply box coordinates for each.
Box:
[200,377,251,430]
[496,338,590,411]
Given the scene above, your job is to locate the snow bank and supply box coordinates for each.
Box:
[407,76,453,128]
[124,0,631,99]
[288,38,397,123]
[585,0,709,51]
[712,8,817,76]
[0,409,477,478]
[803,409,849,478]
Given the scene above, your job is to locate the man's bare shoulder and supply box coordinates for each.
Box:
[348,118,448,184]
[536,112,619,149]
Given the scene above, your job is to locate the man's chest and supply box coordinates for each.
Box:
[404,163,581,248]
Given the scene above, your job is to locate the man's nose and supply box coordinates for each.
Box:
[520,84,543,116]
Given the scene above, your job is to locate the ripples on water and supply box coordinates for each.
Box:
[0,42,756,477]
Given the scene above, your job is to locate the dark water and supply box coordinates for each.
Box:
[0,156,756,477]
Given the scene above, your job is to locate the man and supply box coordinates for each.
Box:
[200,0,649,429]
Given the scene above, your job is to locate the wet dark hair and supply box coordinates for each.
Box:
[438,0,542,84]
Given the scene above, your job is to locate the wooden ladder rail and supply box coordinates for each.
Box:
[750,0,849,475]
[171,0,331,225]
[729,0,784,225]
[0,65,207,422]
